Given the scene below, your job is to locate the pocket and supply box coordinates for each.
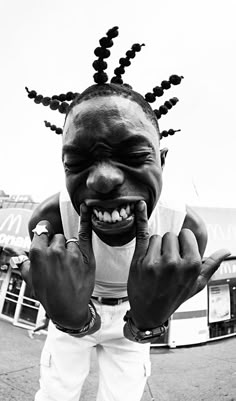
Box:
[40,348,51,368]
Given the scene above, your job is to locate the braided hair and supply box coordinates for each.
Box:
[26,26,183,139]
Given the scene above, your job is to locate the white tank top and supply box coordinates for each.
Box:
[59,188,186,297]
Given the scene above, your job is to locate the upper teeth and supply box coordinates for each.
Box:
[93,204,132,223]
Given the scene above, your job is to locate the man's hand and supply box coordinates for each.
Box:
[128,201,230,330]
[0,245,27,267]
[30,204,95,329]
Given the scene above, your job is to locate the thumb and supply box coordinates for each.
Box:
[201,249,231,281]
[78,203,93,257]
[133,200,149,261]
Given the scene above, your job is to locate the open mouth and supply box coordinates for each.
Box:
[91,203,135,233]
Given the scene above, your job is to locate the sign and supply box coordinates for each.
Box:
[0,208,33,251]
[211,258,236,281]
[208,284,231,323]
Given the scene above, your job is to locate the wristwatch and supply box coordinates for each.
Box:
[123,310,168,343]
[11,255,29,268]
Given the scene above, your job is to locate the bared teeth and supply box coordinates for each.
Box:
[93,203,133,223]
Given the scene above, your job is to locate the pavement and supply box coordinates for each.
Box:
[0,318,236,401]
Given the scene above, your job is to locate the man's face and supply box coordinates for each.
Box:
[62,95,163,246]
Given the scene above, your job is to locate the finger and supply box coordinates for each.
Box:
[50,234,66,249]
[133,200,149,260]
[31,220,54,249]
[161,232,180,257]
[178,229,200,258]
[65,237,80,251]
[201,249,231,281]
[78,204,93,255]
[145,234,162,263]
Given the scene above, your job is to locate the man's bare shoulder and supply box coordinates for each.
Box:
[29,193,63,239]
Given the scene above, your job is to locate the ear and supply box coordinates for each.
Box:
[160,147,168,169]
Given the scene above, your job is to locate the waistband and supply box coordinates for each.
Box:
[91,296,129,306]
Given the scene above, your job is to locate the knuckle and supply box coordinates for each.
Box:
[136,230,149,241]
[163,256,180,270]
[29,247,42,263]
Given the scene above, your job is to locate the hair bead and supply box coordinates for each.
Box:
[26,27,183,139]
[25,87,37,99]
[34,95,43,104]
[50,99,60,110]
[58,102,69,114]
[161,80,171,90]
[99,37,113,48]
[160,128,181,138]
[92,60,108,71]
[169,75,184,85]
[106,26,119,39]
[153,86,164,97]
[42,97,51,106]
[93,72,108,84]
[44,120,63,135]
[119,58,131,67]
[144,93,156,103]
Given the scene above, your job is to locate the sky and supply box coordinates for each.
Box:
[1,0,236,207]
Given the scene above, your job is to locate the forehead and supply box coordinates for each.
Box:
[63,95,159,150]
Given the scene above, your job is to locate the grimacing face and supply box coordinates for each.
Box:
[62,95,165,246]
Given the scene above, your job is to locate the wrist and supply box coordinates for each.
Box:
[53,301,101,337]
[123,310,168,343]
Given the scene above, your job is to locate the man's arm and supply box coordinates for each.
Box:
[182,205,208,258]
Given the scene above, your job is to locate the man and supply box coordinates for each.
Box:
[1,27,229,401]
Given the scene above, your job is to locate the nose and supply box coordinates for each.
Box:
[86,162,124,194]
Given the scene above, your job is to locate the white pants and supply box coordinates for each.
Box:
[35,300,151,401]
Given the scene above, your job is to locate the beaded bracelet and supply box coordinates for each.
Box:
[54,301,100,337]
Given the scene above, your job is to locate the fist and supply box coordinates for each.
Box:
[128,201,230,330]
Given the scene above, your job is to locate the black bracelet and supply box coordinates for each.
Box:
[54,302,97,335]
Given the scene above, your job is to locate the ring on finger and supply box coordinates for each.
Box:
[66,238,79,246]
[32,224,49,236]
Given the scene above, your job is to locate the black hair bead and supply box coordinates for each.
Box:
[161,80,171,90]
[106,26,119,39]
[93,72,108,84]
[58,94,67,102]
[164,100,173,109]
[51,95,59,100]
[132,43,144,52]
[55,127,63,135]
[153,86,164,97]
[34,95,43,104]
[27,90,37,99]
[94,47,110,59]
[145,93,156,103]
[114,66,125,75]
[159,105,168,115]
[119,58,131,67]
[42,97,51,106]
[169,75,184,85]
[92,60,108,71]
[126,50,136,59]
[170,97,179,105]
[99,37,113,48]
[58,102,69,114]
[161,130,168,137]
[66,92,74,101]
[50,99,60,110]
[110,76,123,84]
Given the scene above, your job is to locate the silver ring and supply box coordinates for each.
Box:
[32,224,49,236]
[66,238,79,246]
